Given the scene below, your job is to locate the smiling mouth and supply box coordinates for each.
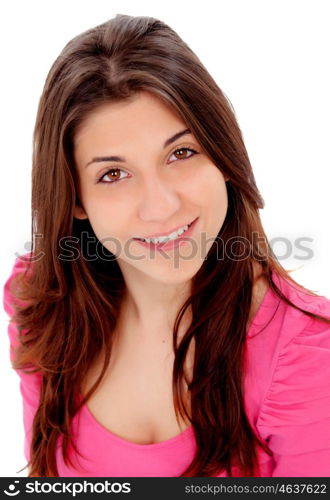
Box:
[133,219,196,245]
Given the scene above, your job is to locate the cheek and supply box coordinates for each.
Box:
[199,166,228,231]
[81,185,131,229]
[187,163,227,205]
[212,180,228,226]
[87,217,126,257]
[90,214,126,241]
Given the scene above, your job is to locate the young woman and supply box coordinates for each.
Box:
[3,14,330,478]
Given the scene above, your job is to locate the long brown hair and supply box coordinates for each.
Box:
[8,14,330,477]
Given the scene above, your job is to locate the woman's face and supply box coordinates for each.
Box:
[73,91,228,284]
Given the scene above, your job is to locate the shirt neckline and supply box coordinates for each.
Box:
[78,270,278,449]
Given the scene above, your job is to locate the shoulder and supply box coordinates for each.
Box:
[3,253,36,316]
[274,271,330,343]
[249,269,330,342]
[255,274,330,465]
[3,253,37,353]
[246,269,330,412]
[3,253,43,392]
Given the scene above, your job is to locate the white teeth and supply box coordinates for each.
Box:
[140,224,189,244]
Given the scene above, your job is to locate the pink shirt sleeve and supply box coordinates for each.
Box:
[256,298,330,477]
[2,256,42,463]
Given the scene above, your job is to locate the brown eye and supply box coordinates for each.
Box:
[97,168,129,184]
[174,149,189,159]
[169,147,198,162]
[108,169,121,180]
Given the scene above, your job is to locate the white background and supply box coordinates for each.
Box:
[0,0,329,477]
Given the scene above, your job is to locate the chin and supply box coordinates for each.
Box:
[144,260,204,285]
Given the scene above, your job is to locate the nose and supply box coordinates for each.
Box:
[137,176,181,223]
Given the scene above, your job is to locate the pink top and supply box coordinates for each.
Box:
[3,255,330,477]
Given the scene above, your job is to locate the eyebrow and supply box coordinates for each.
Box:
[84,128,192,168]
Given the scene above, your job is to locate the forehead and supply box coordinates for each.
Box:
[74,91,186,148]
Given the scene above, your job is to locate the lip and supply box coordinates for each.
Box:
[134,218,197,240]
[133,217,199,251]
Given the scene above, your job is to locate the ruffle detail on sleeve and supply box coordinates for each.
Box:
[256,297,330,476]
[3,254,42,462]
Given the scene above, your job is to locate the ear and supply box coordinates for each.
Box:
[74,204,88,220]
